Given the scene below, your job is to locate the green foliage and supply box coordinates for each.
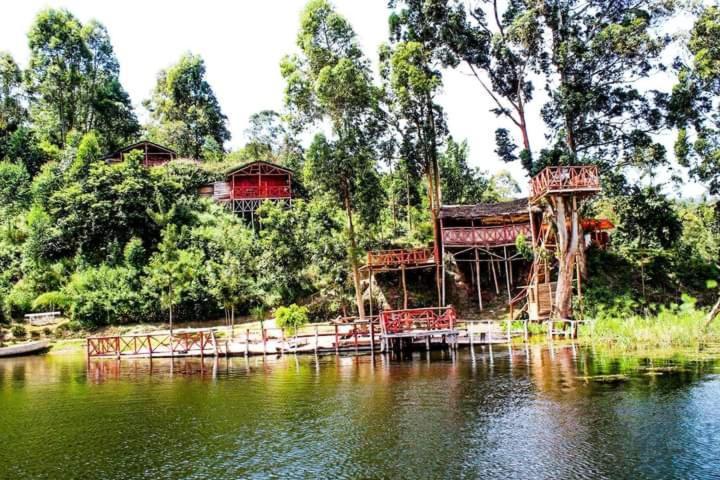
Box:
[145,52,229,159]
[274,304,309,335]
[439,138,493,204]
[11,324,26,339]
[581,296,719,350]
[32,290,70,311]
[669,6,720,193]
[26,8,138,149]
[612,185,683,250]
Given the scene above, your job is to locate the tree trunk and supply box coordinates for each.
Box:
[231,304,235,339]
[704,296,720,330]
[554,197,580,319]
[426,172,443,306]
[343,187,365,320]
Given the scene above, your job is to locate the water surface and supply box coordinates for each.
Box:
[1,344,719,479]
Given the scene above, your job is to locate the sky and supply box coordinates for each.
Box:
[0,0,710,198]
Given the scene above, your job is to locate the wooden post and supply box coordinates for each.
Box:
[369,320,375,353]
[115,336,120,359]
[469,322,476,361]
[490,254,500,294]
[280,329,285,356]
[245,329,250,357]
[368,270,374,317]
[474,248,483,310]
[334,324,339,355]
[262,328,267,355]
[353,324,358,353]
[314,325,319,355]
[401,264,408,310]
[503,246,512,301]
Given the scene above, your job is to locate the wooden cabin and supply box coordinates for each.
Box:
[200,160,293,216]
[104,141,177,167]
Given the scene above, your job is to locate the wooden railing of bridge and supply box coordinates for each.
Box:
[87,330,217,358]
[380,306,457,334]
[530,165,600,200]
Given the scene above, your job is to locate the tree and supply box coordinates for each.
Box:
[25,9,138,149]
[144,224,202,339]
[438,137,494,204]
[0,161,31,229]
[275,304,309,336]
[669,6,720,194]
[0,52,27,155]
[282,0,385,319]
[145,53,230,159]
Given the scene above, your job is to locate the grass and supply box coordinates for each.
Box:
[580,296,719,352]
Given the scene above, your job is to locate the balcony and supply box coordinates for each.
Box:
[442,223,531,247]
[530,166,600,201]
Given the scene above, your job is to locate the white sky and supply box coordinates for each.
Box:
[0,0,710,198]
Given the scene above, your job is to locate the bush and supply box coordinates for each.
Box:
[54,323,69,338]
[30,330,40,339]
[275,304,309,335]
[42,327,52,336]
[67,320,82,333]
[11,324,27,339]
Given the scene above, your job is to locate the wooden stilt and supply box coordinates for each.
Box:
[401,264,408,310]
[245,329,250,357]
[474,248,483,310]
[334,324,339,355]
[490,255,500,294]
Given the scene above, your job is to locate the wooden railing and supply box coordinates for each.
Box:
[530,165,600,200]
[380,306,457,334]
[442,223,531,247]
[87,330,216,358]
[232,185,291,199]
[366,248,433,267]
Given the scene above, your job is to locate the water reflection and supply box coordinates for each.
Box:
[0,344,718,479]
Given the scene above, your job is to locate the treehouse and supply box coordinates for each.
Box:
[200,160,293,219]
[438,198,533,310]
[521,165,603,324]
[104,140,177,167]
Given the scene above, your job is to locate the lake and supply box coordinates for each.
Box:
[1,344,719,479]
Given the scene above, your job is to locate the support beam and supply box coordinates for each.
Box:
[474,247,483,310]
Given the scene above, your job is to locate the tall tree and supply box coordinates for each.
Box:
[145,53,230,159]
[25,9,138,150]
[282,0,385,318]
[535,0,674,318]
[670,6,720,194]
[0,53,27,154]
[243,110,304,169]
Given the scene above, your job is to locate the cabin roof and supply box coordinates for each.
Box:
[225,160,293,176]
[438,198,529,220]
[103,140,176,159]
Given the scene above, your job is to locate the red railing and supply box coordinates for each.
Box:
[232,185,291,199]
[87,330,215,358]
[381,306,457,334]
[530,166,600,199]
[366,248,433,267]
[442,223,531,246]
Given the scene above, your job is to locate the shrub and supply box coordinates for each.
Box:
[11,324,27,339]
[30,330,40,339]
[275,304,309,335]
[42,327,52,336]
[67,320,82,333]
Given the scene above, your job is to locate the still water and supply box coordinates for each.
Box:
[0,344,719,479]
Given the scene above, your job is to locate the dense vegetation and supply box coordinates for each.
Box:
[0,1,718,332]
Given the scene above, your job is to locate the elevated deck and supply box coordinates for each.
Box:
[442,223,531,247]
[363,247,434,271]
[530,165,600,201]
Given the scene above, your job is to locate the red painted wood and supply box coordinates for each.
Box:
[381,306,456,334]
[530,165,600,199]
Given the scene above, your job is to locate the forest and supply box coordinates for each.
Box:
[0,0,718,334]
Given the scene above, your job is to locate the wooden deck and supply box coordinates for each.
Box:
[530,165,600,201]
